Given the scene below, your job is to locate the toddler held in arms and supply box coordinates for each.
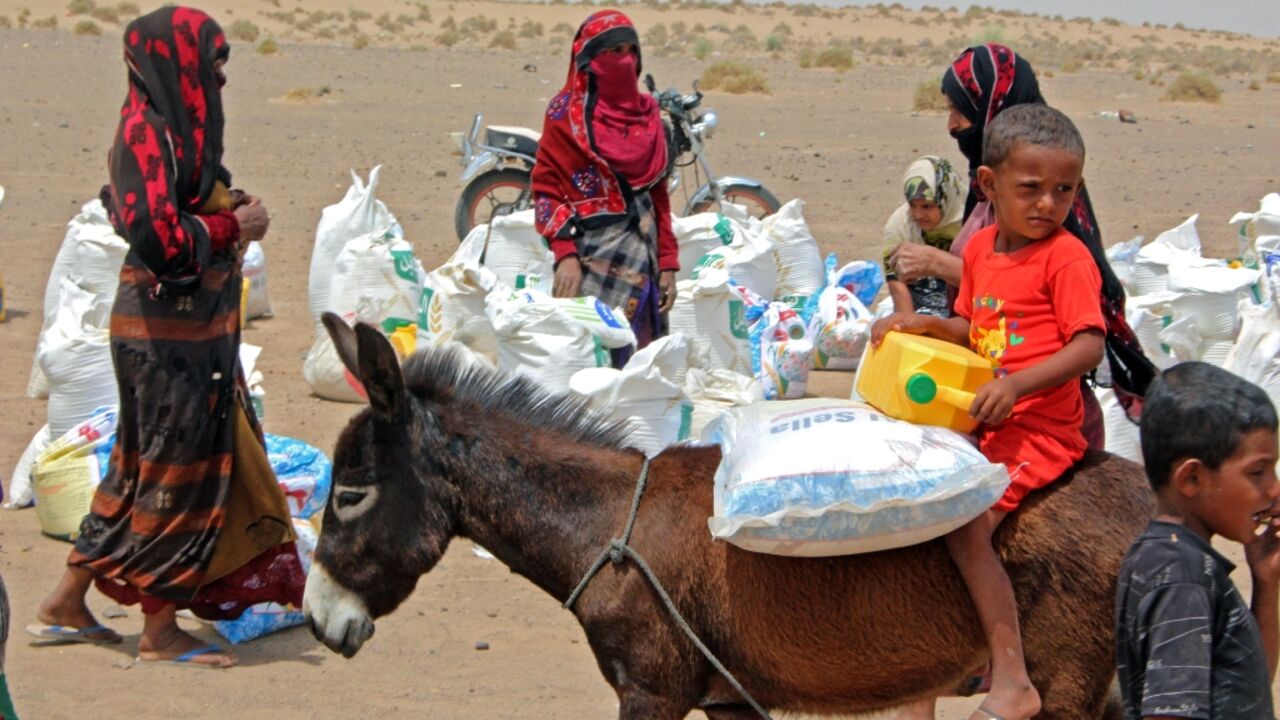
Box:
[871,103,1106,720]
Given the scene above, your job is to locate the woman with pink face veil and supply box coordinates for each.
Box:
[532,10,679,365]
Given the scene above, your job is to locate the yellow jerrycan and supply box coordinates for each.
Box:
[855,331,994,433]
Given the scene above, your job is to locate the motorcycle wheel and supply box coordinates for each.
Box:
[688,183,782,219]
[454,168,533,242]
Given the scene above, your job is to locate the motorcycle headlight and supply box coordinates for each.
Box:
[699,110,719,139]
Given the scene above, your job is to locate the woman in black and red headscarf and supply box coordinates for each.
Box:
[887,44,1155,452]
[31,7,301,669]
[532,10,678,362]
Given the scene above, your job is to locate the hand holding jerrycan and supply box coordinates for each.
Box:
[855,331,994,433]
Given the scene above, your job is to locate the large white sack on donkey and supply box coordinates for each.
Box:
[29,198,128,399]
[569,336,695,457]
[39,279,118,437]
[706,399,1009,557]
[760,199,825,304]
[683,367,761,440]
[452,210,554,294]
[241,241,272,320]
[308,166,397,337]
[303,227,421,402]
[667,269,753,377]
[1094,387,1143,465]
[488,296,610,395]
[673,212,735,282]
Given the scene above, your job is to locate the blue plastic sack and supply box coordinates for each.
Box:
[213,519,317,645]
[265,434,332,520]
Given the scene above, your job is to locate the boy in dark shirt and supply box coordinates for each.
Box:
[1117,362,1280,719]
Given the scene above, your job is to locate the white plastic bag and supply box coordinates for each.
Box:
[1105,236,1144,294]
[683,367,762,440]
[705,399,1009,557]
[666,269,753,376]
[746,300,814,401]
[29,199,128,398]
[241,241,272,320]
[1159,314,1203,363]
[808,285,872,371]
[308,166,397,336]
[1126,292,1180,370]
[761,199,825,303]
[452,210,554,294]
[569,336,695,457]
[5,425,52,509]
[488,296,609,395]
[673,212,735,282]
[1095,387,1142,465]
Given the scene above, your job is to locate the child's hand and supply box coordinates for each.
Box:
[870,312,931,347]
[969,377,1020,425]
[1246,504,1280,586]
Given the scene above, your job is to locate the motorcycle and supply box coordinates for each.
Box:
[452,76,780,241]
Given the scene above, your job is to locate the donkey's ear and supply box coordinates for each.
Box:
[354,322,407,422]
[322,312,362,382]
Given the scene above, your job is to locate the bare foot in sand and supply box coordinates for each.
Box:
[36,567,123,644]
[137,605,237,668]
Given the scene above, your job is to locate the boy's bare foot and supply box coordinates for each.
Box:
[137,624,238,668]
[969,676,1040,720]
[893,697,937,720]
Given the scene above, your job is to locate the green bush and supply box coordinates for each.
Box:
[699,60,769,94]
[435,29,460,47]
[765,34,784,52]
[912,79,947,111]
[73,19,101,35]
[66,0,94,16]
[33,15,58,30]
[229,19,260,43]
[256,38,279,55]
[352,33,370,49]
[90,6,117,23]
[692,36,713,60]
[815,46,855,72]
[1162,71,1221,102]
[489,30,516,49]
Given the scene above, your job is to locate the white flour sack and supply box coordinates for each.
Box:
[452,210,554,294]
[308,166,397,336]
[1230,193,1280,244]
[666,269,753,377]
[1131,214,1216,294]
[706,399,1009,557]
[689,224,778,301]
[1095,387,1143,465]
[39,279,118,437]
[673,212,735,282]
[760,199,824,303]
[684,367,762,441]
[303,227,421,402]
[29,198,128,398]
[1225,299,1280,404]
[569,336,695,457]
[487,296,609,395]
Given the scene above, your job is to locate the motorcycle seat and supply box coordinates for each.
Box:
[486,126,541,157]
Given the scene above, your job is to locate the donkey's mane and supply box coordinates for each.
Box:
[401,346,633,449]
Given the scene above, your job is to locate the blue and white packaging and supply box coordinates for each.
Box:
[214,519,318,644]
[705,399,1009,557]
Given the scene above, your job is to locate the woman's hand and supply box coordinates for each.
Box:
[233,200,270,244]
[888,243,948,283]
[659,270,676,313]
[553,256,583,298]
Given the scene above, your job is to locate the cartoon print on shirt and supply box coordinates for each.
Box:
[971,294,1009,370]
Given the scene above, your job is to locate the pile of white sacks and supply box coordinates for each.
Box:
[1099,193,1280,464]
[303,169,887,456]
[8,199,273,508]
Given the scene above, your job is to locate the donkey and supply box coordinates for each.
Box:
[304,314,1154,720]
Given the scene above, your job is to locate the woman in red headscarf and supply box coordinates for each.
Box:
[532,10,678,361]
[31,6,302,669]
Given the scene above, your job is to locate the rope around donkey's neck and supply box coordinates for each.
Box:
[563,458,774,720]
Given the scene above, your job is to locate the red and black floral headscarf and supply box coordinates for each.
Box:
[944,43,1156,408]
[105,6,231,288]
[531,10,668,240]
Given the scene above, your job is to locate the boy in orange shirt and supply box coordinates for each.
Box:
[872,103,1106,720]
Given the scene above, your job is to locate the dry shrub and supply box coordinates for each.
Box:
[33,15,58,29]
[1268,72,1280,84]
[489,30,516,49]
[798,48,813,69]
[348,9,372,22]
[256,38,279,55]
[229,19,260,42]
[519,20,542,39]
[435,29,460,47]
[699,60,769,94]
[352,33,370,49]
[1163,71,1221,102]
[1249,80,1261,91]
[815,46,855,71]
[0,16,10,28]
[66,0,94,16]
[73,19,101,35]
[912,79,947,111]
[90,6,117,23]
[551,21,573,34]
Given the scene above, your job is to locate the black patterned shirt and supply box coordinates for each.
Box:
[1115,520,1275,719]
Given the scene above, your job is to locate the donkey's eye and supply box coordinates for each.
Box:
[337,491,367,509]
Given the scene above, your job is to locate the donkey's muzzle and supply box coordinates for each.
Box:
[303,562,376,658]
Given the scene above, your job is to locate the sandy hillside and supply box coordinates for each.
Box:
[1,0,1279,718]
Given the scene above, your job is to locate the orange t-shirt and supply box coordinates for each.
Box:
[954,224,1105,511]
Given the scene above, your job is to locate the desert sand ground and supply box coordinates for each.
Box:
[1,1,1279,718]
